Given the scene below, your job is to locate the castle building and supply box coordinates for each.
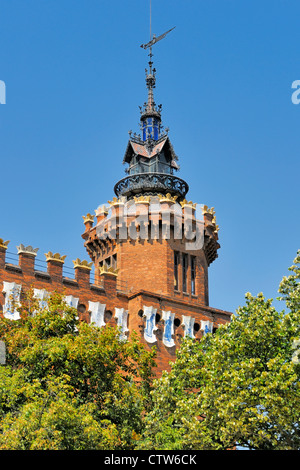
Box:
[0,34,231,375]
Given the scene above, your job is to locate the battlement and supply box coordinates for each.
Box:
[1,241,97,286]
[0,239,129,325]
[82,198,221,269]
[0,224,231,375]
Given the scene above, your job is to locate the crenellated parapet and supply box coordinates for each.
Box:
[83,195,205,247]
[0,238,129,329]
[0,236,231,376]
[0,241,98,289]
[81,196,222,309]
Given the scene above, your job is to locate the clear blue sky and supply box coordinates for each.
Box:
[0,0,299,314]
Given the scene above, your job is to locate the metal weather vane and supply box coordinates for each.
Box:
[140,0,175,62]
[138,1,176,139]
[140,26,176,51]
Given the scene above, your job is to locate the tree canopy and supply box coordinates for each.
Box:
[0,250,299,450]
[0,291,156,450]
[139,250,300,450]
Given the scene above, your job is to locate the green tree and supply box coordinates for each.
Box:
[140,250,300,450]
[0,291,156,450]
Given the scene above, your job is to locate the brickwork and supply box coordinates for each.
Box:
[80,197,231,374]
[0,243,127,324]
[0,211,231,375]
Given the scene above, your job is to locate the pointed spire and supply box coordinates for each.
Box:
[141,46,160,114]
[139,25,175,141]
[144,44,157,110]
[140,48,162,141]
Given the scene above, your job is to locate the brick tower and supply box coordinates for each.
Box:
[0,28,231,375]
[82,31,232,374]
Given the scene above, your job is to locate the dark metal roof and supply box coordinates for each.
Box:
[123,135,178,164]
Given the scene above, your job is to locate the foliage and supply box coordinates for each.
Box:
[0,291,156,450]
[140,250,300,450]
[1,251,299,450]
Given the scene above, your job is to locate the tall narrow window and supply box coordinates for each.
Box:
[191,256,196,295]
[174,251,179,290]
[182,253,188,293]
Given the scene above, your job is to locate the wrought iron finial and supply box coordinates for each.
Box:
[141,26,175,92]
[139,0,175,121]
[140,26,176,52]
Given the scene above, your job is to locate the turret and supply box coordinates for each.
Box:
[114,29,188,201]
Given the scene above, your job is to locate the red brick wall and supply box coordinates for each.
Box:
[0,246,127,322]
[0,201,231,376]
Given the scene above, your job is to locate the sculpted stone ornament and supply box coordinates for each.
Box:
[143,305,158,343]
[88,301,106,328]
[82,213,95,224]
[17,244,39,256]
[72,258,93,270]
[2,281,22,320]
[33,288,49,311]
[201,320,213,335]
[0,239,10,250]
[133,195,151,204]
[108,197,126,207]
[64,295,79,309]
[201,205,216,217]
[162,310,175,347]
[158,192,178,203]
[99,266,119,276]
[180,199,197,210]
[182,315,195,339]
[212,216,220,234]
[95,205,109,217]
[115,307,129,340]
[45,252,67,263]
